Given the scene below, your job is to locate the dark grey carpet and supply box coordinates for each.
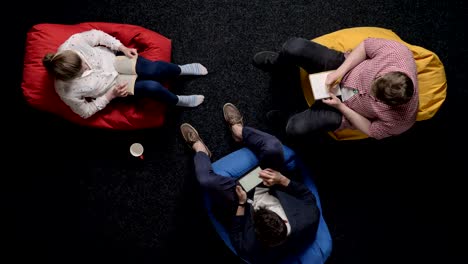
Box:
[5,1,462,264]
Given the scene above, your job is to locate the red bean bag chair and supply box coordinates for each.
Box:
[22,22,172,130]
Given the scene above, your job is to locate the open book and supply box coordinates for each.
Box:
[308,70,342,100]
[114,55,138,95]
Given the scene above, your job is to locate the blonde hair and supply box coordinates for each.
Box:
[42,50,83,81]
[371,72,414,106]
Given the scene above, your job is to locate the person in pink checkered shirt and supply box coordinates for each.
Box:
[253,37,418,140]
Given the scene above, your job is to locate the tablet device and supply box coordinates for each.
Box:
[237,166,262,192]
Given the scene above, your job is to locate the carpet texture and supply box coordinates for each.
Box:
[5,1,461,264]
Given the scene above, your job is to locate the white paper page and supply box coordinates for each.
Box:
[309,71,341,100]
[114,55,137,75]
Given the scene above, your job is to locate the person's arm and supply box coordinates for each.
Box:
[118,46,138,58]
[326,41,366,86]
[258,168,290,187]
[277,180,317,204]
[235,185,247,216]
[337,97,371,135]
[259,168,316,203]
[230,186,257,258]
[230,205,256,262]
[56,81,128,119]
[70,29,123,51]
[80,29,137,57]
[59,92,110,119]
[281,180,321,244]
[335,41,366,77]
[322,93,372,136]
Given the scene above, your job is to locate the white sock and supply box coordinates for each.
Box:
[176,95,205,107]
[179,63,208,75]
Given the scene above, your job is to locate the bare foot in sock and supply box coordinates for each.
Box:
[176,95,205,107]
[179,63,208,75]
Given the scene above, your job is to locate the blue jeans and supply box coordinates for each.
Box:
[133,56,181,105]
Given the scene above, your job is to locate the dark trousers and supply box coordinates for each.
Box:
[133,56,181,104]
[194,127,284,226]
[276,37,346,137]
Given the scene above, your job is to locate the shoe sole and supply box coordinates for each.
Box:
[180,123,212,157]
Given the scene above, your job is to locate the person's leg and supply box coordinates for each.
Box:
[257,38,346,136]
[134,80,204,107]
[136,57,207,79]
[253,37,345,73]
[241,127,285,172]
[179,63,208,75]
[285,101,342,137]
[256,38,346,131]
[279,37,346,73]
[135,57,205,107]
[223,103,285,171]
[181,123,237,226]
[136,57,181,80]
[133,80,178,104]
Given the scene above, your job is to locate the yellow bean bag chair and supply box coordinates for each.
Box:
[300,27,447,140]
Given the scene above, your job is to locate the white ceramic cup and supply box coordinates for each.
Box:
[130,143,144,159]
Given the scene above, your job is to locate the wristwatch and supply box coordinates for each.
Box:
[238,202,246,207]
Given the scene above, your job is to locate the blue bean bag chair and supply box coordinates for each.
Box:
[206,145,332,264]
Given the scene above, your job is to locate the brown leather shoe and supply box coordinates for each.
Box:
[223,103,244,127]
[223,103,244,142]
[180,123,212,157]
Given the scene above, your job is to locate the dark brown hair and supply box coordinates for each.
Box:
[253,208,287,247]
[371,71,414,106]
[42,50,83,81]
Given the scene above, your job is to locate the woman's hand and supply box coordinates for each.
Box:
[259,168,289,187]
[119,45,138,58]
[106,82,129,101]
[113,82,129,97]
[235,185,247,204]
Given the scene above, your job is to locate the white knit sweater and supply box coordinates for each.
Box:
[54,29,123,119]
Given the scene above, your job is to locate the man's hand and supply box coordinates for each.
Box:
[259,168,290,187]
[325,71,341,93]
[119,45,138,58]
[235,186,247,204]
[322,93,343,109]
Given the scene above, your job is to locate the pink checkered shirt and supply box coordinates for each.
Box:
[338,38,419,139]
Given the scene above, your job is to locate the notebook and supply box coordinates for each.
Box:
[308,70,342,100]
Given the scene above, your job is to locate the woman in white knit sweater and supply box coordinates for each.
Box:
[43,29,207,119]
